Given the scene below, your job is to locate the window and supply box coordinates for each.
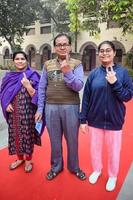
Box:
[107,21,120,28]
[40,26,51,34]
[26,28,35,36]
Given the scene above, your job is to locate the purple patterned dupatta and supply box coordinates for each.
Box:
[0,66,40,121]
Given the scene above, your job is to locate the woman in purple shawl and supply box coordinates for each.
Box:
[0,51,41,172]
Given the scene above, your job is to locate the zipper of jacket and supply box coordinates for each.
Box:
[104,74,108,129]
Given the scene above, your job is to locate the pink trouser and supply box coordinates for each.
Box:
[89,126,122,177]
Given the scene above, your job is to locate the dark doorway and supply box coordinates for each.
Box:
[41,46,51,67]
[4,49,10,59]
[3,48,11,67]
[28,47,36,65]
[82,45,96,72]
[115,49,123,64]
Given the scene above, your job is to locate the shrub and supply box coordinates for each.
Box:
[125,52,133,68]
[127,68,133,80]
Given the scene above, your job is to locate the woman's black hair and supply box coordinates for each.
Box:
[53,33,71,46]
[13,51,28,61]
[98,41,116,52]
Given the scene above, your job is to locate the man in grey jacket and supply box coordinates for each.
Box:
[35,33,86,181]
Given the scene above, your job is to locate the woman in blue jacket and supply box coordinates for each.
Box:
[80,41,133,191]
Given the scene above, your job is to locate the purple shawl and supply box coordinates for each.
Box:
[0,66,40,121]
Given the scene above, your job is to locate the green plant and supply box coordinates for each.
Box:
[0,65,3,69]
[125,52,133,68]
[127,68,133,79]
[0,65,8,70]
[8,65,16,71]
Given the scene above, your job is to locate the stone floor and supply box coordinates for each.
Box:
[116,163,133,200]
[0,70,8,150]
[0,106,8,150]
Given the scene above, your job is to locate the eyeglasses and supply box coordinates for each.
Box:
[55,43,70,48]
[99,48,113,54]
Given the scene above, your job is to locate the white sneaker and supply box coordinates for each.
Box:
[106,177,117,192]
[89,171,101,184]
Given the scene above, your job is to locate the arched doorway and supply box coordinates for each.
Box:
[126,47,133,69]
[40,44,51,67]
[3,48,11,67]
[28,47,36,66]
[79,42,97,72]
[112,41,126,64]
[4,48,10,59]
[42,46,51,62]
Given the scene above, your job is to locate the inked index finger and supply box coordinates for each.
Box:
[110,66,114,72]
[65,53,70,62]
[23,72,27,78]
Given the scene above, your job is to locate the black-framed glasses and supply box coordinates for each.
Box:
[55,43,70,48]
[99,48,113,54]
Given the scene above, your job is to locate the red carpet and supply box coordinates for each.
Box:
[0,100,133,200]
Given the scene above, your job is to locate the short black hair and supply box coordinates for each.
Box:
[13,51,28,61]
[98,41,116,52]
[53,33,71,46]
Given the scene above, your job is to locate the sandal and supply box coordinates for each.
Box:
[75,169,86,180]
[24,161,33,173]
[9,160,25,170]
[46,169,63,180]
[46,170,57,180]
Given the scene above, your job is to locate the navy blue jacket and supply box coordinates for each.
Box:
[80,64,133,130]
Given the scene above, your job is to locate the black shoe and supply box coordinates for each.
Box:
[46,169,62,181]
[74,169,86,180]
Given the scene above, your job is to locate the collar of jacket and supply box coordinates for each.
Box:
[100,63,117,71]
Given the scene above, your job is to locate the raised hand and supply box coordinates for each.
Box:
[21,72,35,96]
[21,72,31,88]
[60,53,71,73]
[106,66,117,84]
